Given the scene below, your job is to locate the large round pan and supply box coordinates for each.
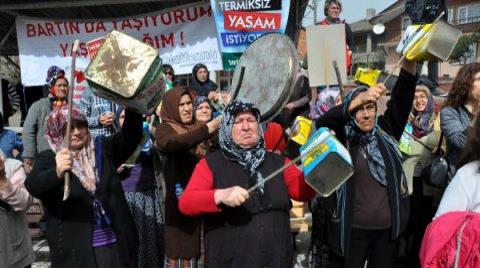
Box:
[231,33,299,122]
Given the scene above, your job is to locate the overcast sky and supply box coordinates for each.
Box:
[303,0,397,26]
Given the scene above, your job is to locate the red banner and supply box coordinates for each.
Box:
[224,11,281,31]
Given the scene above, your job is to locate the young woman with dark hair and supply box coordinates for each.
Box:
[440,62,480,168]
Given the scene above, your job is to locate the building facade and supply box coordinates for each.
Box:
[356,0,480,84]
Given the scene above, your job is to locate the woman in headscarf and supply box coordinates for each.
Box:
[400,84,441,267]
[193,96,213,123]
[193,96,219,158]
[155,86,220,267]
[22,65,69,172]
[116,108,165,268]
[190,63,218,98]
[179,99,316,267]
[25,105,142,268]
[315,59,416,267]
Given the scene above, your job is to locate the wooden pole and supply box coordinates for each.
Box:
[63,39,80,201]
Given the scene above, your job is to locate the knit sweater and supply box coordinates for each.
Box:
[22,97,52,158]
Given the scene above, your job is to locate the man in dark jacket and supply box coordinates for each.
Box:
[405,0,447,95]
[316,59,417,268]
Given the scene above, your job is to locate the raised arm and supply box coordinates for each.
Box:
[315,105,349,143]
[110,109,143,168]
[156,123,211,153]
[380,61,417,140]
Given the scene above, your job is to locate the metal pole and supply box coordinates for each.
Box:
[248,131,333,193]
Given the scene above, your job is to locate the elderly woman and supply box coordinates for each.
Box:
[194,96,213,123]
[179,99,316,267]
[25,105,142,268]
[156,87,220,267]
[315,60,416,267]
[0,150,34,268]
[190,63,218,98]
[441,62,480,168]
[22,66,68,172]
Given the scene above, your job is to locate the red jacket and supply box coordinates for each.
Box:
[179,157,316,216]
[420,211,480,268]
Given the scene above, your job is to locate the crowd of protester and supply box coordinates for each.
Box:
[0,1,479,267]
[0,57,477,267]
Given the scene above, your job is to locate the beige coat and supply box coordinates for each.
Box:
[402,116,442,195]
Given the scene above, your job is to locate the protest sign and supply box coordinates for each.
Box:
[16,3,222,87]
[306,24,347,87]
[210,0,291,70]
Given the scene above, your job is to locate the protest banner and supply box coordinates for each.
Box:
[306,24,347,87]
[210,0,291,70]
[16,2,223,88]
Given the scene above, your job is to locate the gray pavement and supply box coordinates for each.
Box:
[32,231,312,268]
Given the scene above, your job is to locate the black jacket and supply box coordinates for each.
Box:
[405,0,448,24]
[25,110,142,268]
[315,69,417,256]
[204,151,292,268]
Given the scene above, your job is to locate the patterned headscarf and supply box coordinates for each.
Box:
[219,99,266,192]
[309,85,341,119]
[409,85,435,138]
[343,86,403,186]
[45,66,65,87]
[45,66,68,107]
[45,105,97,193]
[193,96,210,112]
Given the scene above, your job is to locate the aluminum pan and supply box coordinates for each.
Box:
[231,33,299,122]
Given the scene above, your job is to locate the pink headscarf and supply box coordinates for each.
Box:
[45,106,97,193]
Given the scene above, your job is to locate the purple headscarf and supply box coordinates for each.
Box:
[309,86,341,119]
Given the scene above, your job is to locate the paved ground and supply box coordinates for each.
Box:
[32,231,312,268]
[32,238,51,268]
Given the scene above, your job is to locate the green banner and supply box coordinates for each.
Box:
[221,52,242,71]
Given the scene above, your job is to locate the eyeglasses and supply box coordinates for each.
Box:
[165,72,173,75]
